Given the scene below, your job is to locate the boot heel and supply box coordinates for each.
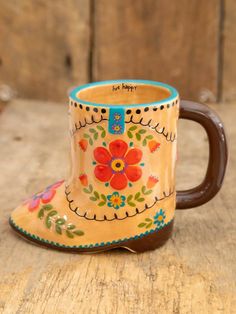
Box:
[120,220,174,253]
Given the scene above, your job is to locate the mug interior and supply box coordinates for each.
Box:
[71,80,178,107]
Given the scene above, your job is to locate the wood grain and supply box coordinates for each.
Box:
[0,0,91,102]
[93,0,221,102]
[222,0,236,101]
[0,99,235,313]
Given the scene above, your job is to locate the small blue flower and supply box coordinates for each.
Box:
[107,192,126,210]
[153,209,166,227]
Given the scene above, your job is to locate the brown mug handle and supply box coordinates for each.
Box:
[176,100,228,209]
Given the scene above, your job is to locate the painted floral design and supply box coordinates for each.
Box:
[147,175,159,188]
[79,174,88,186]
[127,126,160,151]
[113,112,122,121]
[82,182,154,208]
[107,192,126,209]
[93,139,142,190]
[81,126,106,146]
[79,139,88,151]
[112,123,123,134]
[38,204,84,238]
[148,140,160,153]
[25,180,64,212]
[138,209,166,229]
[153,209,166,227]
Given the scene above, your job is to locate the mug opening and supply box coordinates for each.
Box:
[70,80,178,107]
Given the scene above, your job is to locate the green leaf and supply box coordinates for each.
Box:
[66,230,74,238]
[127,195,133,202]
[56,218,65,225]
[128,201,136,207]
[55,225,62,234]
[89,184,93,192]
[138,222,146,228]
[89,128,96,133]
[84,133,90,138]
[45,210,57,228]
[141,186,146,194]
[67,224,76,230]
[89,138,93,145]
[138,129,146,134]
[90,196,97,201]
[145,218,152,222]
[94,191,100,199]
[45,217,52,229]
[96,125,104,131]
[134,192,141,200]
[135,133,141,141]
[48,210,57,217]
[42,204,53,211]
[144,189,152,195]
[94,132,98,140]
[98,201,106,206]
[127,131,133,138]
[137,198,145,202]
[146,222,152,229]
[38,208,45,219]
[73,230,84,236]
[146,135,153,140]
[101,194,106,202]
[83,188,91,194]
[129,126,137,131]
[142,138,147,146]
[101,131,106,138]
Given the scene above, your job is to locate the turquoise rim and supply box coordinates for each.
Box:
[9,216,173,249]
[69,79,179,108]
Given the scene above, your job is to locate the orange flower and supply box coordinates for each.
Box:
[79,139,88,151]
[79,174,88,186]
[147,175,159,188]
[148,140,160,153]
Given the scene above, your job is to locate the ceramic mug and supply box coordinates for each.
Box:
[10,80,228,253]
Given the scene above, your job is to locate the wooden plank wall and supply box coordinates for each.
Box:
[0,1,91,102]
[0,0,234,103]
[222,0,236,101]
[93,0,220,102]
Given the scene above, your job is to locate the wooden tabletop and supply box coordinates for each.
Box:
[0,100,235,313]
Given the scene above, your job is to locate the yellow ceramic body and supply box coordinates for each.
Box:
[10,80,179,252]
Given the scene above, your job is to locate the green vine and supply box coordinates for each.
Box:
[138,218,153,229]
[127,126,154,146]
[83,184,107,206]
[127,186,152,207]
[38,205,84,238]
[82,184,153,208]
[84,126,106,145]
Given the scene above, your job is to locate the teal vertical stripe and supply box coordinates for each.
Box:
[108,107,125,134]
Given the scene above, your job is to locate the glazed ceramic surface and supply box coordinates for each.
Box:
[10,80,228,252]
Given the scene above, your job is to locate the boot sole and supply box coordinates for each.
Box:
[9,218,174,253]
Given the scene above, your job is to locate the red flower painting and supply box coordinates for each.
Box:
[93,139,142,190]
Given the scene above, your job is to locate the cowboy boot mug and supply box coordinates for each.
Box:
[10,80,228,253]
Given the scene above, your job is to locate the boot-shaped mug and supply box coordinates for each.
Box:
[10,80,228,253]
